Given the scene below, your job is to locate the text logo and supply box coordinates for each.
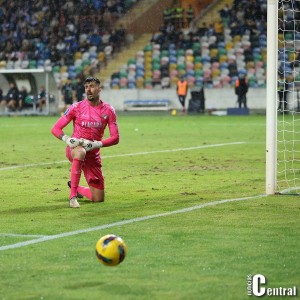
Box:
[247,274,297,297]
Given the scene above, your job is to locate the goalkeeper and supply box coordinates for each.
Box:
[51,77,119,208]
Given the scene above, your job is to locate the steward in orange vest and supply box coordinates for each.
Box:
[177,78,188,113]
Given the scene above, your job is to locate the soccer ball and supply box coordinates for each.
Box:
[171,109,177,116]
[95,234,127,266]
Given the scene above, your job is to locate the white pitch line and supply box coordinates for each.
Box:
[0,233,47,238]
[0,142,245,172]
[0,194,266,251]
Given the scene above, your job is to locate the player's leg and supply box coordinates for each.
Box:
[82,154,105,202]
[66,146,86,207]
[89,186,105,202]
[70,147,86,198]
[75,184,104,202]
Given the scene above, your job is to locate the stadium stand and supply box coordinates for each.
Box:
[107,0,267,90]
[0,1,139,85]
[0,0,268,97]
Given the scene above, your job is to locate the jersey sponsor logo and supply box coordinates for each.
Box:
[81,121,102,128]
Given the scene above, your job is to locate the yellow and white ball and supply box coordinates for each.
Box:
[95,234,127,266]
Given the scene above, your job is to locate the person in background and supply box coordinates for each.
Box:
[61,79,74,111]
[0,88,4,112]
[37,86,46,112]
[73,77,85,102]
[3,82,19,112]
[174,5,184,30]
[186,4,194,27]
[235,75,249,108]
[277,74,289,113]
[17,86,28,111]
[176,76,188,114]
[51,77,119,208]
[163,7,172,26]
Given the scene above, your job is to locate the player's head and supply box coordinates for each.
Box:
[84,77,101,103]
[84,77,101,85]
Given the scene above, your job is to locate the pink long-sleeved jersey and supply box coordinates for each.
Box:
[51,99,119,148]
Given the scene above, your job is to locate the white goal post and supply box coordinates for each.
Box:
[266,0,300,195]
[266,0,278,195]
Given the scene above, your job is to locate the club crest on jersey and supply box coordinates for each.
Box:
[101,114,108,119]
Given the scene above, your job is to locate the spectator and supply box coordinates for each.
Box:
[101,30,111,47]
[186,4,195,27]
[174,5,184,30]
[277,74,289,113]
[219,4,231,26]
[163,7,173,25]
[197,22,208,36]
[116,24,126,49]
[88,29,102,50]
[235,75,249,108]
[207,24,215,37]
[214,19,224,39]
[56,38,66,54]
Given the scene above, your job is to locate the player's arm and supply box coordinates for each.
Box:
[51,116,81,148]
[101,116,120,147]
[81,108,119,151]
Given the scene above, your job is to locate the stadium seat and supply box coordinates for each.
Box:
[29,60,37,69]
[0,60,6,69]
[14,60,22,69]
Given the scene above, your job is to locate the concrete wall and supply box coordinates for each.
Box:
[100,87,268,111]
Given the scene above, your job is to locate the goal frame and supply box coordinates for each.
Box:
[266,0,278,195]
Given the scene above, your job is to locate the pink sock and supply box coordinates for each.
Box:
[77,186,92,200]
[70,159,83,199]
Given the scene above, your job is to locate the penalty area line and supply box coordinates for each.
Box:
[0,194,266,251]
[0,141,246,171]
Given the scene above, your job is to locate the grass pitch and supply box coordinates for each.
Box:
[0,113,299,300]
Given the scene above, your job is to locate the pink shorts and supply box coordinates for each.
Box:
[66,147,104,190]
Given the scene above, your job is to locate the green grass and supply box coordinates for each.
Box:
[0,114,299,300]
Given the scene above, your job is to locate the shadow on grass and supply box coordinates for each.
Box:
[65,281,105,289]
[0,198,94,215]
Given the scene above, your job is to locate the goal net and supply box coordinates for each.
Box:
[267,0,300,194]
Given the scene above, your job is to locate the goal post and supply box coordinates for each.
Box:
[266,0,300,195]
[266,0,278,195]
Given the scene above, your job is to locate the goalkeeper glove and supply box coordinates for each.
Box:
[80,139,103,152]
[62,135,81,148]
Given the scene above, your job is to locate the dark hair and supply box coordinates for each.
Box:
[84,77,100,84]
